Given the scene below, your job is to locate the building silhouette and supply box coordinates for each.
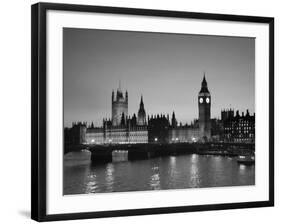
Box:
[171,111,177,128]
[64,75,255,145]
[148,114,170,143]
[85,91,148,144]
[198,74,211,140]
[222,109,255,143]
[64,122,87,145]
[137,96,146,126]
[86,76,210,144]
[112,81,128,126]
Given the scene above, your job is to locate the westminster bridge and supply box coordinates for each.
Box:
[68,142,255,163]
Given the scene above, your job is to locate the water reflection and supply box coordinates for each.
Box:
[169,156,177,177]
[105,163,115,191]
[150,173,160,190]
[239,164,246,171]
[150,160,160,190]
[85,173,98,193]
[64,151,255,195]
[190,154,200,187]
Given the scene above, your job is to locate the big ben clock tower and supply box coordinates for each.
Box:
[198,74,211,140]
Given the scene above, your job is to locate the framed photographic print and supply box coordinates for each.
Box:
[31,2,274,222]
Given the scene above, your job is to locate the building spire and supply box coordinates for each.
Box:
[171,111,177,127]
[199,72,209,93]
[139,95,144,110]
[137,95,146,125]
[202,72,207,86]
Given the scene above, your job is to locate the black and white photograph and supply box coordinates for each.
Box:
[63,28,255,195]
[29,2,274,222]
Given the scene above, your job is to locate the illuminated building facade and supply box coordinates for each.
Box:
[222,109,255,143]
[65,76,253,145]
[86,89,149,144]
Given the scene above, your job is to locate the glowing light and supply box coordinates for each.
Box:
[91,139,95,143]
[191,154,197,161]
[170,156,176,165]
[192,137,197,142]
[154,138,158,142]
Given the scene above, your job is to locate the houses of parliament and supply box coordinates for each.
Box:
[65,75,255,145]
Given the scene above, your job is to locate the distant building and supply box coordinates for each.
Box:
[148,112,200,144]
[85,127,104,144]
[221,109,234,121]
[86,122,148,145]
[148,114,170,143]
[84,76,212,145]
[64,122,87,145]
[112,82,128,126]
[66,75,252,145]
[86,93,148,144]
[198,74,211,140]
[222,109,255,143]
[210,118,223,141]
[165,75,212,143]
[168,124,200,143]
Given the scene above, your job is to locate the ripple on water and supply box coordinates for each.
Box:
[64,153,255,195]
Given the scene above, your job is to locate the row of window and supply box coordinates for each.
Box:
[224,134,254,138]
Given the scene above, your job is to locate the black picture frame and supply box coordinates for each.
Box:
[31,2,274,222]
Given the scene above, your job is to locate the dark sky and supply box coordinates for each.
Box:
[63,28,255,128]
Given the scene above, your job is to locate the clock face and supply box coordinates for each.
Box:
[199,98,203,103]
[206,97,210,103]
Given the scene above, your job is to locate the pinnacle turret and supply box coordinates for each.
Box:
[199,73,210,93]
[137,95,146,125]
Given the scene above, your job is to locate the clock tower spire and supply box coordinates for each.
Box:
[198,73,211,141]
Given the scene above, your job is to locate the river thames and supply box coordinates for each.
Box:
[63,151,255,195]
